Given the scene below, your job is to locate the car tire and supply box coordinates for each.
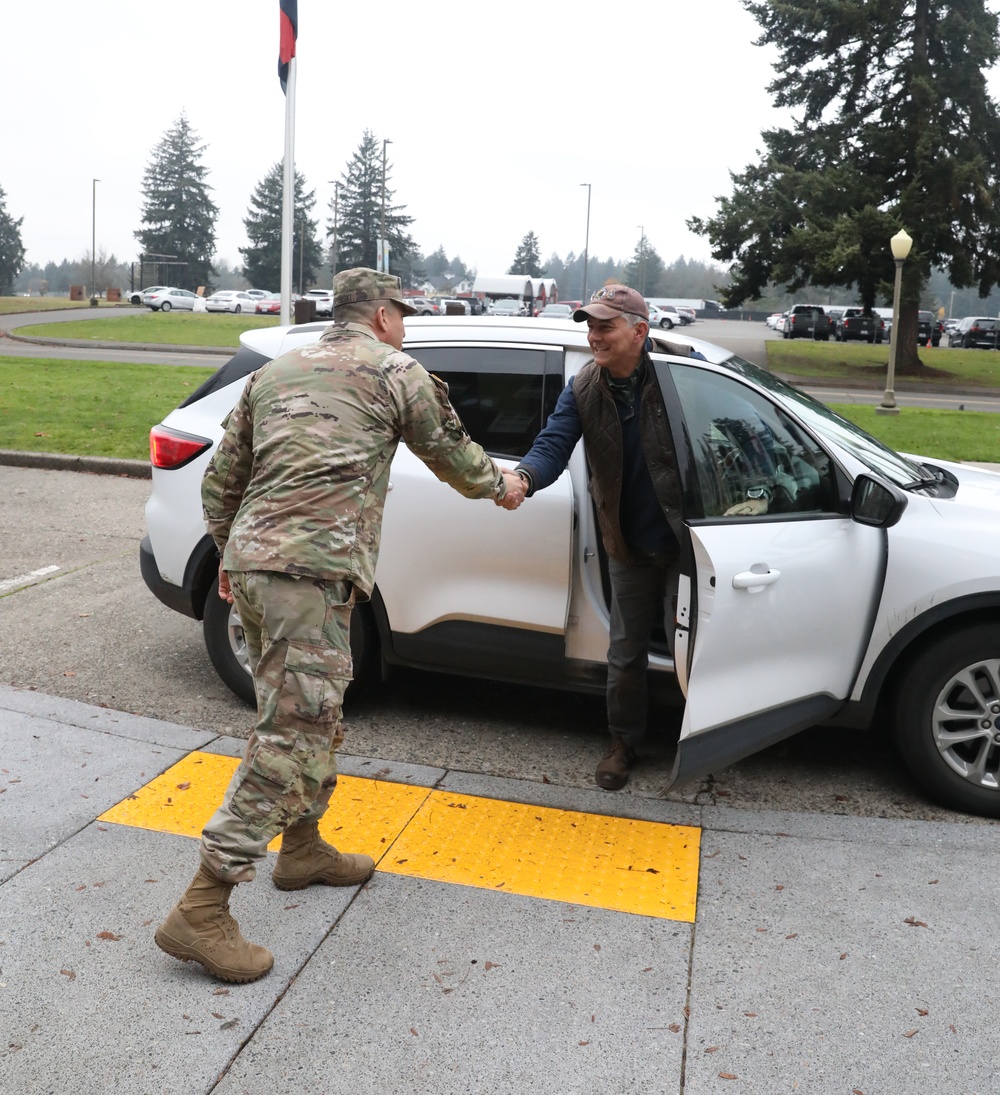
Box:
[893,624,1000,817]
[202,592,380,708]
[161,301,172,312]
[235,305,242,314]
[660,318,673,329]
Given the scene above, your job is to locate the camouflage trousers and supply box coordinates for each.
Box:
[200,571,354,884]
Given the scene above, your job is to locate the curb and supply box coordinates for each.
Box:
[0,449,150,478]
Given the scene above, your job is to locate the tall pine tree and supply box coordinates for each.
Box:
[690,0,1000,372]
[135,113,219,292]
[0,185,26,295]
[507,231,545,277]
[240,163,322,293]
[328,130,417,281]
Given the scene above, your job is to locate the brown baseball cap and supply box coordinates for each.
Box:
[573,284,649,322]
[333,268,418,316]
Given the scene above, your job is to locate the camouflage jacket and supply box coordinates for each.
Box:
[202,323,504,595]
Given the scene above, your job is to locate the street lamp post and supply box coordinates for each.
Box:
[90,178,100,306]
[877,228,913,416]
[580,183,591,303]
[636,226,645,296]
[327,179,339,288]
[380,138,392,273]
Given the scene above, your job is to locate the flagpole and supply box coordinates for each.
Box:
[280,54,296,326]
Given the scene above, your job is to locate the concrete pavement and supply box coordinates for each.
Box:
[3,683,1000,1094]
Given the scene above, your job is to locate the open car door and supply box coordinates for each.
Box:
[656,360,887,787]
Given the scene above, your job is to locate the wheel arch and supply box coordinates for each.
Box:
[850,596,1000,727]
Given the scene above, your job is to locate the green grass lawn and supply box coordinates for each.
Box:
[13,311,278,347]
[0,358,214,460]
[767,338,1000,388]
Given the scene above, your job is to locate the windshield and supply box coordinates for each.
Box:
[718,354,928,487]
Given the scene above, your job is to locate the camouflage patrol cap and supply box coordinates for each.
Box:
[333,268,417,316]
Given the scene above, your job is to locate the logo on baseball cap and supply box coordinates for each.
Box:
[573,284,649,323]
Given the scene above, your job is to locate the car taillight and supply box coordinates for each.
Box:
[150,425,212,469]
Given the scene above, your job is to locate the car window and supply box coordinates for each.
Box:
[410,344,564,459]
[666,364,839,520]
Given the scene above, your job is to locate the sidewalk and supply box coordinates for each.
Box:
[2,684,999,1094]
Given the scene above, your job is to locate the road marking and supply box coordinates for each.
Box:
[99,751,701,922]
[0,565,60,593]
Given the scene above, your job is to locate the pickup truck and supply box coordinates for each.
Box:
[835,307,883,344]
[783,304,833,341]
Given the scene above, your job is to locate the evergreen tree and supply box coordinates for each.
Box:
[135,113,219,292]
[622,233,664,296]
[690,0,1000,372]
[0,185,26,295]
[328,130,418,281]
[507,231,545,277]
[239,163,323,292]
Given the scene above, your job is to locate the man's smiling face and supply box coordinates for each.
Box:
[586,315,648,377]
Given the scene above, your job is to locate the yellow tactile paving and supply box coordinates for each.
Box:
[99,751,700,922]
[98,753,431,857]
[384,791,699,922]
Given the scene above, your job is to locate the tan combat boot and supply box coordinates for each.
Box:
[154,865,273,983]
[272,819,375,891]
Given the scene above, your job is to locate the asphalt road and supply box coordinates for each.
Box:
[1,461,992,828]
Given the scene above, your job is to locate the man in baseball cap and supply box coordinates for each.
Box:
[513,283,682,792]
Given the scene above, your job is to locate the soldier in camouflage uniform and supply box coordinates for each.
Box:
[155,268,526,983]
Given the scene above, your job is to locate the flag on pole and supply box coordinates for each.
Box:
[278,0,297,94]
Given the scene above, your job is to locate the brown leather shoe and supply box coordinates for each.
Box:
[595,736,634,790]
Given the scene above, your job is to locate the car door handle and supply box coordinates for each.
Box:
[732,567,781,591]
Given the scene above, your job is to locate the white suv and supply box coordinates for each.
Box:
[142,316,1000,816]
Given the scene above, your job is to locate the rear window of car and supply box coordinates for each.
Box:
[411,344,565,459]
[180,346,271,408]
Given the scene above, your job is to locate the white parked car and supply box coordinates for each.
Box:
[205,291,258,314]
[144,287,199,312]
[142,315,1000,816]
[648,304,684,329]
[489,299,526,316]
[303,289,334,317]
[128,285,168,306]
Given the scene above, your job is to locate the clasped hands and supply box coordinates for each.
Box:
[495,469,527,511]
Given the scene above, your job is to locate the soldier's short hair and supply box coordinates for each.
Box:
[335,298,383,325]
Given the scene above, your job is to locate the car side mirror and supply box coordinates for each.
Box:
[851,473,907,528]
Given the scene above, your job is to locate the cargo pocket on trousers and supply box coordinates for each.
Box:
[229,741,299,838]
[275,641,338,730]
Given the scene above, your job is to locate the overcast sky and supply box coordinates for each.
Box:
[5,1,1000,284]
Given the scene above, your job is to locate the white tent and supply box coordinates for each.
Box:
[472,275,535,298]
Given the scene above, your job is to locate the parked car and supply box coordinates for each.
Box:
[835,307,883,344]
[439,298,472,315]
[773,312,789,334]
[144,287,199,312]
[254,293,284,315]
[674,308,696,325]
[303,289,334,317]
[648,304,684,329]
[489,299,527,316]
[537,303,574,319]
[128,286,168,306]
[917,311,943,348]
[765,313,784,329]
[244,289,269,301]
[205,291,258,314]
[405,297,440,315]
[784,304,834,340]
[950,316,999,349]
[141,314,1000,817]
